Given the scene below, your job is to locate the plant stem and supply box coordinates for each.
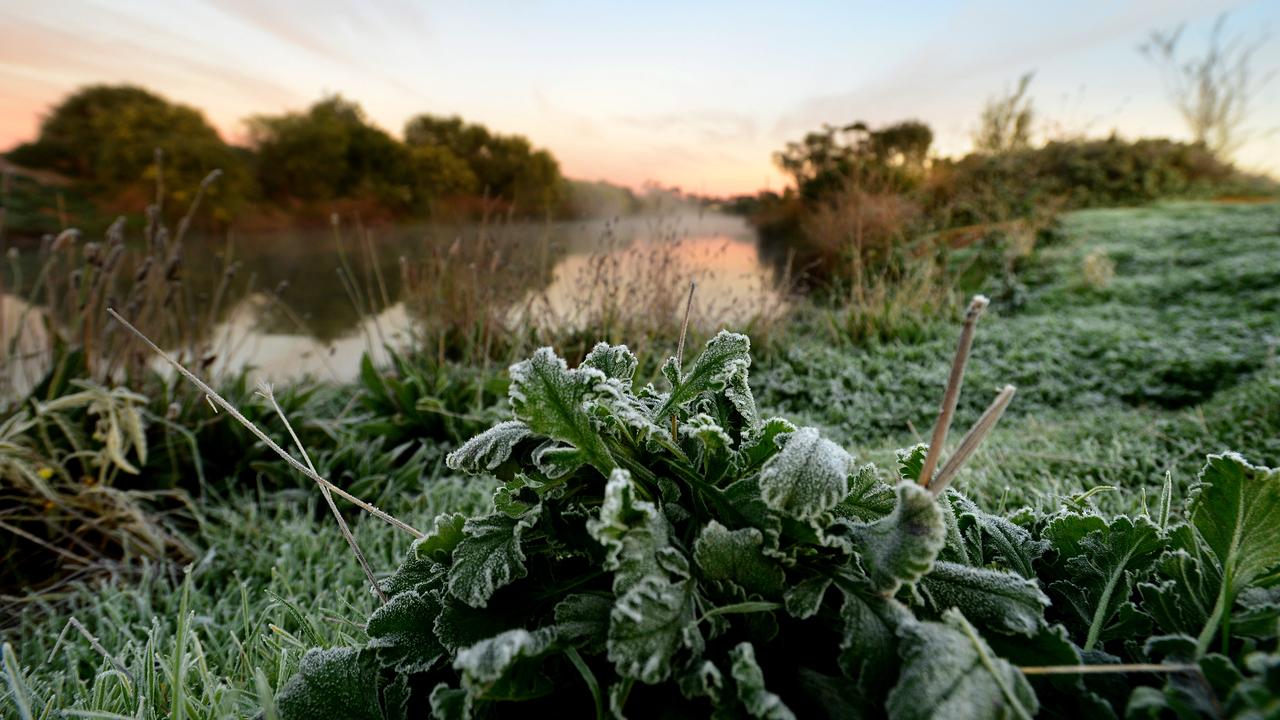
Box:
[919,295,988,487]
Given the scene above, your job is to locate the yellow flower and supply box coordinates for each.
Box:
[37,466,54,480]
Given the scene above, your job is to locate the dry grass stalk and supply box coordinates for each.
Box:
[106,308,423,539]
[928,384,1016,497]
[918,295,989,486]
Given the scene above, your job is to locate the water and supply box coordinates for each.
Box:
[3,212,785,386]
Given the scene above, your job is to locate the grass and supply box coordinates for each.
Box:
[1,200,1278,717]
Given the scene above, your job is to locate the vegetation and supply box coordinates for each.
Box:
[1,199,1278,717]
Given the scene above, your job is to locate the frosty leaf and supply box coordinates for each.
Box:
[532,441,585,479]
[429,683,472,720]
[582,342,638,382]
[833,464,896,522]
[838,589,908,699]
[677,659,724,702]
[953,496,1048,579]
[730,642,796,720]
[448,509,541,608]
[1042,513,1165,651]
[1187,453,1280,654]
[276,647,381,720]
[446,420,532,474]
[508,347,615,474]
[1137,523,1220,638]
[682,413,734,454]
[695,520,786,598]
[454,627,557,698]
[758,427,854,521]
[783,576,831,619]
[896,443,928,483]
[380,513,466,596]
[553,593,613,653]
[608,576,698,684]
[887,609,1039,720]
[723,365,759,430]
[654,331,752,420]
[587,469,676,594]
[921,562,1049,636]
[850,482,946,594]
[365,589,446,672]
[735,417,797,472]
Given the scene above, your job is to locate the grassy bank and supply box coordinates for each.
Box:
[1,200,1278,717]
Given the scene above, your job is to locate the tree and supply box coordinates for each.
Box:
[248,96,413,208]
[6,85,250,217]
[773,120,933,201]
[1140,15,1274,159]
[973,73,1036,154]
[404,114,566,213]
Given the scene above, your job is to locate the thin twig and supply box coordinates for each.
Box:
[258,383,387,604]
[918,295,989,487]
[49,616,135,689]
[105,308,423,539]
[930,384,1016,497]
[670,281,697,441]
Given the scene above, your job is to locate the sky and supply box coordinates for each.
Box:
[1,0,1277,196]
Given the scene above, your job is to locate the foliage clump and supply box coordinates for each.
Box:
[275,331,1280,718]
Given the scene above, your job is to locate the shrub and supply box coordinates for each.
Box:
[271,333,1280,719]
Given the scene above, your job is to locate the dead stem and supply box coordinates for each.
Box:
[929,384,1016,497]
[257,382,387,604]
[671,281,697,441]
[918,295,989,487]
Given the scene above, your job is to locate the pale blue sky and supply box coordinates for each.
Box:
[1,0,1276,194]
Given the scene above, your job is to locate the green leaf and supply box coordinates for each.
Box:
[429,682,472,720]
[1043,512,1166,652]
[448,509,541,608]
[1187,453,1280,655]
[694,520,786,598]
[446,420,532,474]
[587,469,681,594]
[654,331,752,420]
[887,609,1038,720]
[509,347,615,474]
[582,342,638,381]
[896,444,928,483]
[849,482,946,594]
[921,562,1049,636]
[365,589,446,672]
[276,648,382,720]
[759,427,854,522]
[553,593,613,654]
[735,417,797,472]
[838,590,907,700]
[952,496,1048,579]
[730,642,796,720]
[379,513,465,597]
[453,628,557,699]
[783,576,832,620]
[833,464,896,522]
[608,576,699,685]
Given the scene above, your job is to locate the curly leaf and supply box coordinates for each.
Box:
[921,562,1049,636]
[587,469,679,594]
[887,609,1038,720]
[783,576,831,620]
[277,648,382,720]
[695,520,786,598]
[446,420,532,474]
[1188,453,1280,655]
[509,347,615,474]
[1043,513,1165,652]
[759,427,854,522]
[366,589,447,673]
[582,342,638,381]
[608,576,699,684]
[448,509,541,608]
[730,642,796,720]
[834,464,896,523]
[850,482,946,594]
[454,628,557,699]
[654,331,751,420]
[380,513,466,596]
[953,495,1048,579]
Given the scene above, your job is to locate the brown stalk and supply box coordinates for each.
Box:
[918,295,989,487]
[670,281,697,441]
[928,384,1016,497]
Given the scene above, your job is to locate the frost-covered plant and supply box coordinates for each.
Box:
[269,332,1280,718]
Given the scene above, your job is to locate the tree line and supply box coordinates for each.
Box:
[4,85,570,225]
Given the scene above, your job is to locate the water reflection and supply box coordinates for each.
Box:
[6,213,786,386]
